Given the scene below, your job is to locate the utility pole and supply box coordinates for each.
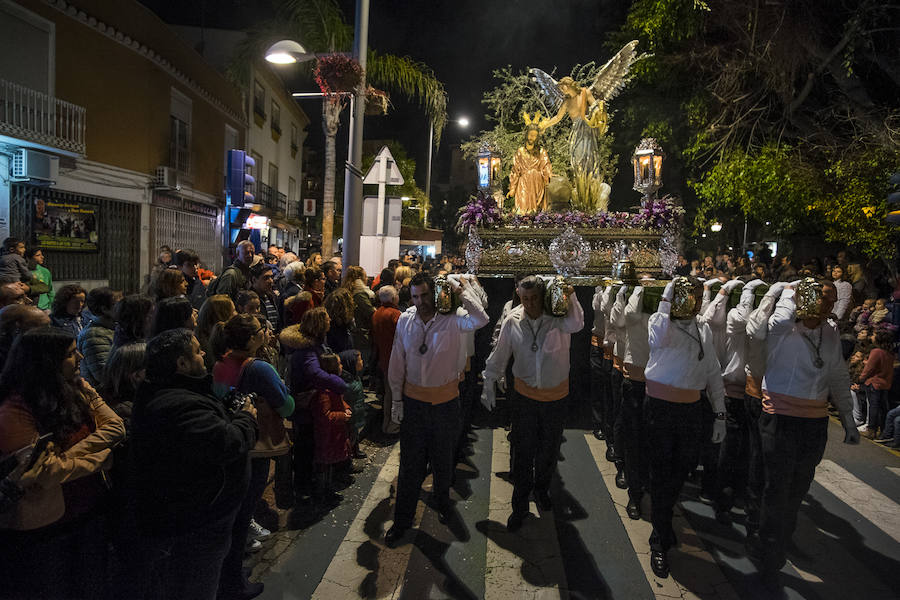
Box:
[340,0,369,268]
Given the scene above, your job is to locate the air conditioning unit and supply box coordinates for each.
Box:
[155,166,180,190]
[11,149,59,183]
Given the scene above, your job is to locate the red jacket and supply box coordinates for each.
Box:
[312,389,350,465]
[371,304,401,373]
[861,348,895,390]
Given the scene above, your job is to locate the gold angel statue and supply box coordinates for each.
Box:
[531,40,640,212]
[507,112,553,214]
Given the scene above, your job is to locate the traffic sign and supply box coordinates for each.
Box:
[303,198,317,217]
[363,146,404,186]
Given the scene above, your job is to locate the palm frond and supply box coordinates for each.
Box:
[366,51,448,146]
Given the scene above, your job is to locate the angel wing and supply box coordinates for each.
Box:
[589,40,640,103]
[530,68,564,114]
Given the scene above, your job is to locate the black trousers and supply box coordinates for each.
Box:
[220,457,270,592]
[621,378,649,501]
[744,395,764,534]
[645,396,703,552]
[610,367,625,464]
[589,346,611,434]
[714,396,751,514]
[393,395,461,528]
[511,394,568,514]
[698,393,719,495]
[456,365,477,456]
[759,413,828,570]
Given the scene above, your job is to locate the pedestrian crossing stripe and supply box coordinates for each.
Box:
[814,460,900,544]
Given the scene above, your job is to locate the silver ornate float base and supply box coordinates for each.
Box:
[470,226,664,280]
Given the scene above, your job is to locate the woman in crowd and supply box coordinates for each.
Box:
[150,295,197,336]
[196,294,237,372]
[323,287,356,354]
[280,307,347,502]
[343,266,375,368]
[212,314,294,598]
[76,287,118,387]
[25,248,54,311]
[110,294,153,352]
[0,328,125,599]
[50,284,87,337]
[859,327,896,439]
[393,265,413,310]
[285,267,325,327]
[150,268,187,302]
[306,252,323,269]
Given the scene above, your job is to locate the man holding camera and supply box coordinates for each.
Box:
[131,329,258,599]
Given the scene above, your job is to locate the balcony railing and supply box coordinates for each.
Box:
[257,181,274,210]
[0,79,86,155]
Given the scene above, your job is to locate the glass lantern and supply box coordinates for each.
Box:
[632,138,664,203]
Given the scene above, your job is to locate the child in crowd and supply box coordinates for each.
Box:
[312,354,352,502]
[869,298,891,325]
[339,349,368,460]
[236,290,262,316]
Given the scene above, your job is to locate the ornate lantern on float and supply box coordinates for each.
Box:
[476,144,500,190]
[632,138,664,205]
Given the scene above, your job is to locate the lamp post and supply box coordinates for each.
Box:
[263,0,370,267]
[632,137,664,205]
[710,221,723,233]
[424,117,468,227]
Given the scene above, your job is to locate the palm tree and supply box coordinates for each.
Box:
[230,0,448,258]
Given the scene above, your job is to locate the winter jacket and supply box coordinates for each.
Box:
[207,260,250,301]
[0,391,125,530]
[312,389,350,465]
[130,372,257,537]
[0,252,32,284]
[51,313,84,338]
[185,274,207,310]
[76,315,115,386]
[339,349,367,434]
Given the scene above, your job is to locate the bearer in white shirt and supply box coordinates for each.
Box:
[482,275,584,532]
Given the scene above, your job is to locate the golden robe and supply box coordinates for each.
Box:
[509,146,552,214]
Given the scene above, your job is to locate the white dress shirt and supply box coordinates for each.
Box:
[389,286,489,403]
[644,300,725,411]
[448,275,489,371]
[483,293,584,396]
[623,286,650,374]
[722,281,764,397]
[761,288,853,419]
[698,290,728,368]
[833,279,852,320]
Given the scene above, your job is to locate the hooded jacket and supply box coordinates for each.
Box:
[130,372,257,536]
[76,314,115,386]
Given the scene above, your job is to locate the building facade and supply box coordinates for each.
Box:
[0,0,247,291]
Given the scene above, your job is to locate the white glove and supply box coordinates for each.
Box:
[496,376,507,393]
[481,382,496,411]
[722,279,744,294]
[765,281,788,298]
[703,278,718,289]
[616,285,627,300]
[391,400,404,425]
[711,418,726,443]
[662,279,676,302]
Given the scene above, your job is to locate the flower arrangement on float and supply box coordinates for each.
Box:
[456,193,683,232]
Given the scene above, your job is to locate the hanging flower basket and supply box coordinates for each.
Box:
[365,87,390,116]
[314,54,363,98]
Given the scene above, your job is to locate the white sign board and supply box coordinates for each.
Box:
[363,146,404,186]
[303,198,317,217]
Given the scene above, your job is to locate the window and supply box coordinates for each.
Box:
[290,123,298,151]
[269,162,279,193]
[170,89,192,174]
[271,100,281,134]
[288,176,297,205]
[253,80,265,119]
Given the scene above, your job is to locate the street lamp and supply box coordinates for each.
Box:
[710,221,723,233]
[424,116,469,226]
[265,40,317,64]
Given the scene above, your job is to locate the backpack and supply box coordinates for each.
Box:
[206,266,239,297]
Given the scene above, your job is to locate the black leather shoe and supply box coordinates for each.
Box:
[535,490,553,512]
[605,446,615,462]
[506,511,527,532]
[592,429,606,441]
[650,550,669,578]
[437,506,453,525]
[384,525,407,548]
[626,497,641,520]
[353,449,367,460]
[615,469,628,489]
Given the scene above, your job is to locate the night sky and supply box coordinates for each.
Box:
[139,0,629,189]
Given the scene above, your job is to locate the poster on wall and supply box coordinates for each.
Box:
[34,198,99,251]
